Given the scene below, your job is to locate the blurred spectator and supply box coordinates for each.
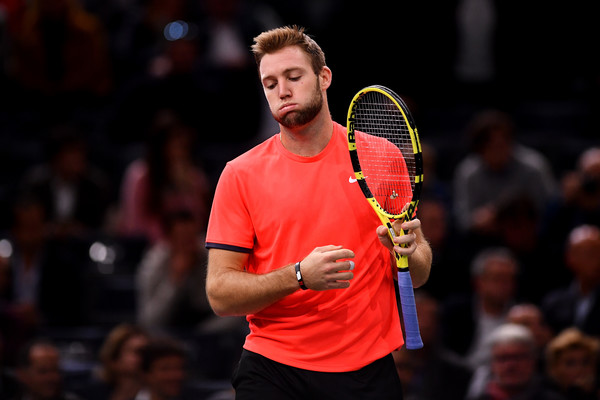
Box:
[495,195,541,260]
[18,124,112,238]
[561,148,600,222]
[506,303,553,367]
[117,109,211,244]
[494,195,563,303]
[12,337,84,400]
[542,147,600,255]
[467,323,562,400]
[136,209,213,332]
[0,197,86,365]
[541,224,600,336]
[75,323,149,400]
[452,109,556,242]
[543,327,599,400]
[440,247,519,371]
[419,197,471,299]
[136,336,197,400]
[6,0,113,115]
[392,290,472,400]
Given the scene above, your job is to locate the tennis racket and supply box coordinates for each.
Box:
[346,85,424,349]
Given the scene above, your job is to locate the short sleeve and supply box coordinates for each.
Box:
[205,163,254,252]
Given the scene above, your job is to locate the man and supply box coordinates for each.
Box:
[469,324,563,400]
[506,303,553,361]
[13,338,82,400]
[136,209,213,331]
[205,25,432,399]
[541,224,600,336]
[452,109,556,237]
[440,247,519,371]
[135,338,190,400]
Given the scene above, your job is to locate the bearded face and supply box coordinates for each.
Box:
[273,78,323,128]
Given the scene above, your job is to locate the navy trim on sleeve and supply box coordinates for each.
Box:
[205,242,253,253]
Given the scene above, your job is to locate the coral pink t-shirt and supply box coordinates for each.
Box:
[206,122,406,372]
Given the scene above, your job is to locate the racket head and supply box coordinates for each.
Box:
[347,85,423,222]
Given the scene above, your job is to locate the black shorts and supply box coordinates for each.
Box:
[232,349,404,400]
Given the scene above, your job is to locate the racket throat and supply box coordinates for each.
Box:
[386,222,397,239]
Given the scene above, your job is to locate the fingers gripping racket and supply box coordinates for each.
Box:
[347,85,424,349]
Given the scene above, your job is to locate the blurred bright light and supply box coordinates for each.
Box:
[164,20,189,41]
[0,239,12,258]
[89,241,116,271]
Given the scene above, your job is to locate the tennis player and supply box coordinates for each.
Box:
[205,25,432,399]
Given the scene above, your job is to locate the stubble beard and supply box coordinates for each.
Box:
[274,81,323,128]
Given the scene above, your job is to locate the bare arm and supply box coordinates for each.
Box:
[377,218,432,288]
[206,249,296,317]
[206,246,355,316]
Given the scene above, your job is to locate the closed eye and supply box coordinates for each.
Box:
[261,68,305,90]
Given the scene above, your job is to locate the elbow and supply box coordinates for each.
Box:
[411,268,431,289]
[206,286,226,317]
[208,299,233,317]
[206,284,239,317]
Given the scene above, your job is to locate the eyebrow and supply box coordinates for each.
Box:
[261,67,305,83]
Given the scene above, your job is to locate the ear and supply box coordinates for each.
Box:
[319,66,332,90]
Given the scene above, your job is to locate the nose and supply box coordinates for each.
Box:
[278,80,291,99]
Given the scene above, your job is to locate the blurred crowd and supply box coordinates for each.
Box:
[0,0,599,399]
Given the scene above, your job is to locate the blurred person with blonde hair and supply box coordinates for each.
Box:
[542,327,599,400]
[75,324,149,400]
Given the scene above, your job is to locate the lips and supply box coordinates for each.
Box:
[279,103,297,114]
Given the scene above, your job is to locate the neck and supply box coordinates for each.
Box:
[279,106,333,157]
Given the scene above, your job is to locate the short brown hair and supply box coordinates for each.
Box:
[251,25,326,75]
[139,337,187,372]
[465,109,515,153]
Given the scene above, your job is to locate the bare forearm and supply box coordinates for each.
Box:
[206,246,356,316]
[206,253,298,316]
[408,229,432,288]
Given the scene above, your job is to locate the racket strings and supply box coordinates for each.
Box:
[354,92,415,215]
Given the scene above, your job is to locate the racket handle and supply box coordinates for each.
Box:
[397,269,423,350]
